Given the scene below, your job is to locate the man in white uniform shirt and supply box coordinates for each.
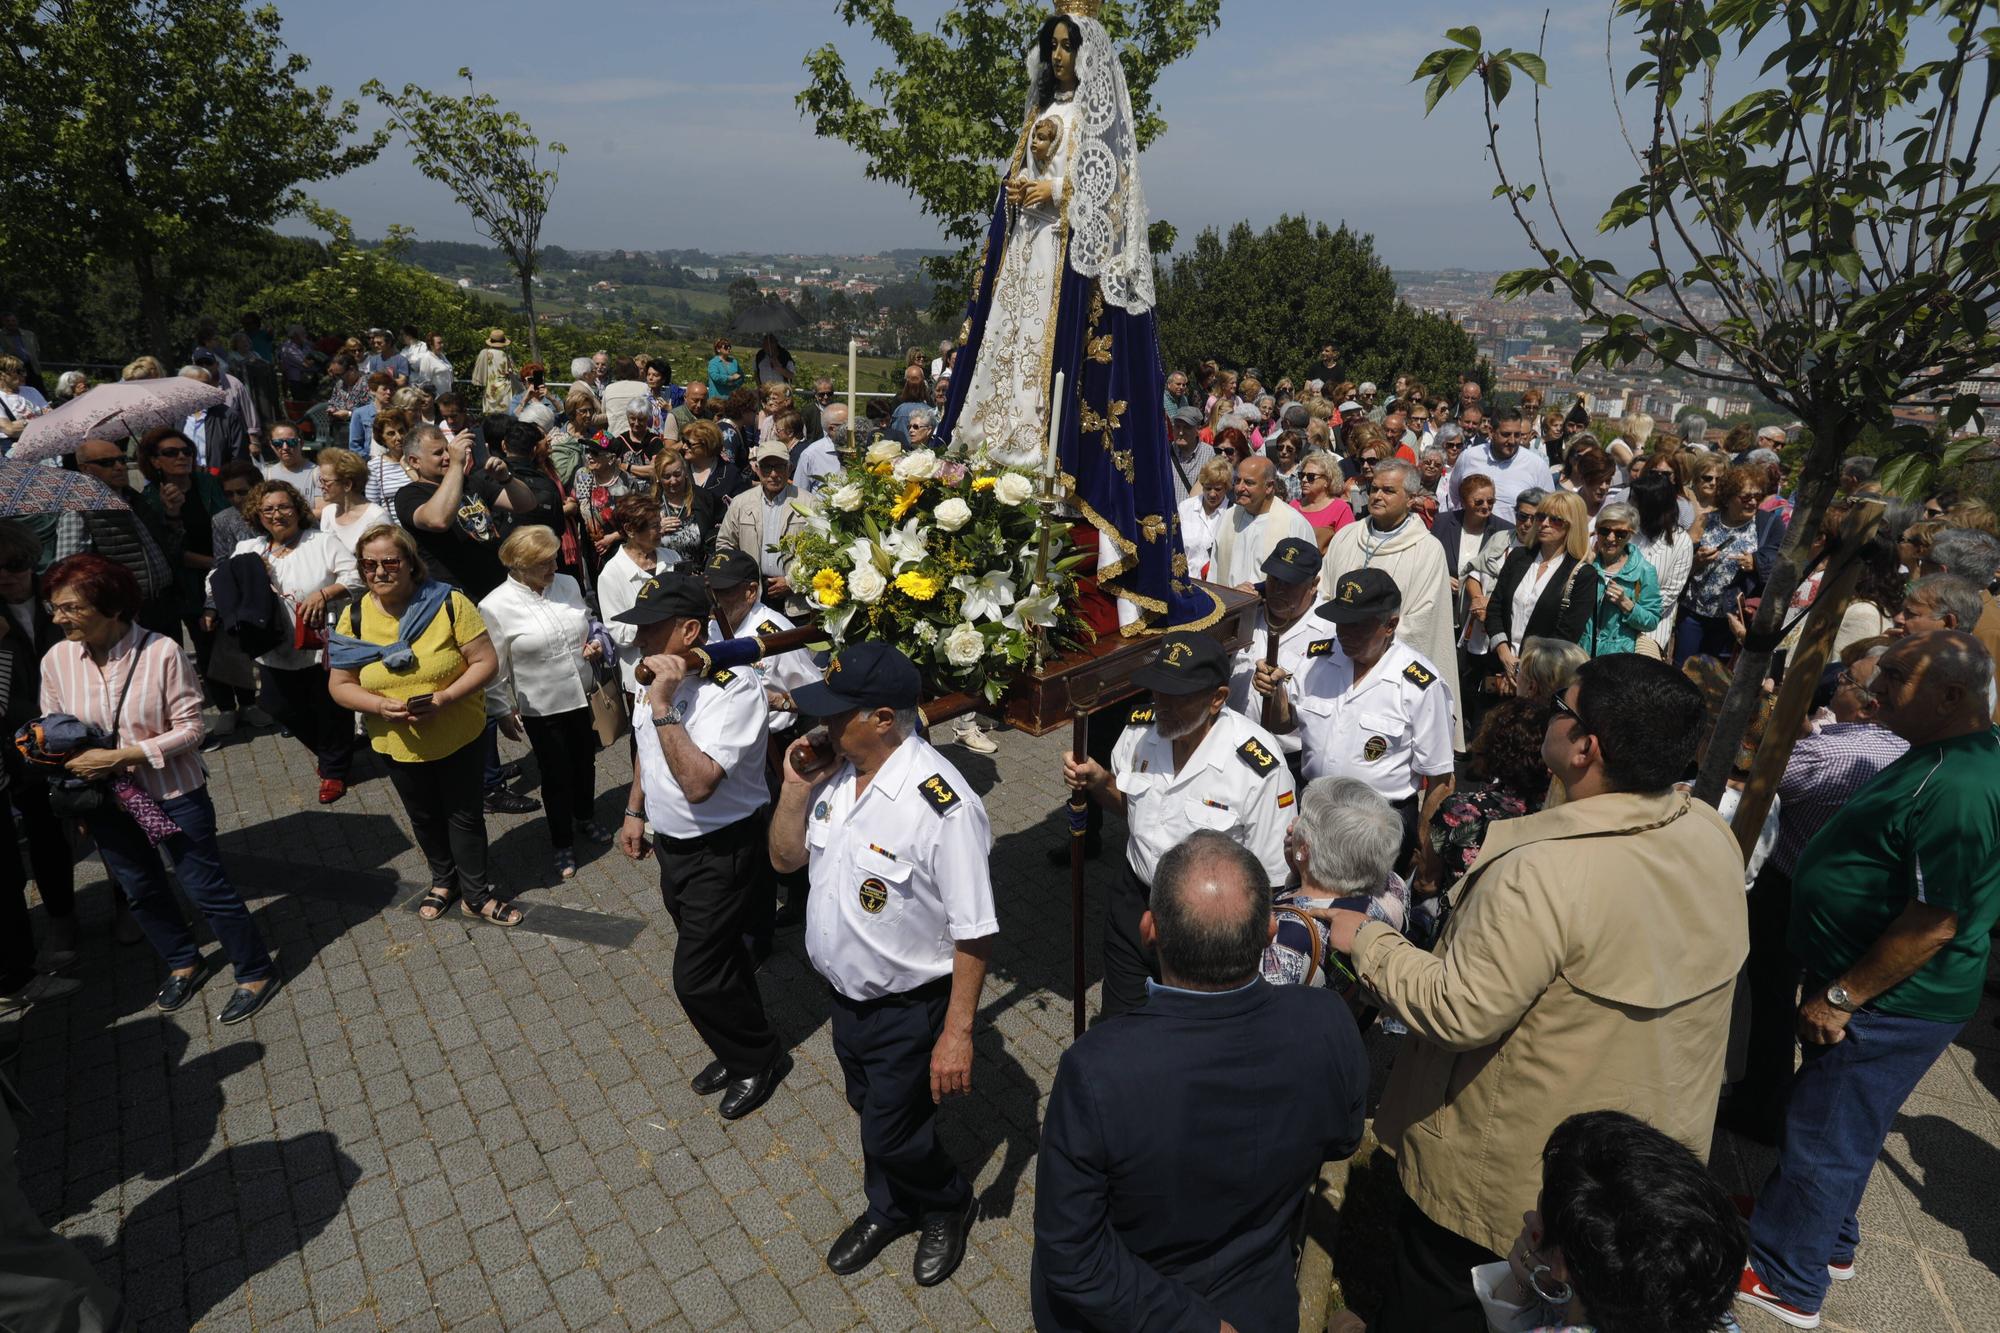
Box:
[1260,568,1454,871]
[1210,456,1314,589]
[614,573,790,1121]
[1227,537,1336,771]
[1064,631,1294,1021]
[770,643,995,1288]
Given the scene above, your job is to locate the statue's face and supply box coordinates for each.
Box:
[1050,23,1077,87]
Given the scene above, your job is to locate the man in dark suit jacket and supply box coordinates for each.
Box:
[1031,831,1369,1332]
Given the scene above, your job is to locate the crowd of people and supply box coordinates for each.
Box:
[0,313,1996,1332]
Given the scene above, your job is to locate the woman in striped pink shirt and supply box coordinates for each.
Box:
[40,554,277,1025]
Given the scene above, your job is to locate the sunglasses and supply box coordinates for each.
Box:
[1551,690,1587,731]
[80,455,126,468]
[154,446,192,458]
[1300,471,1326,482]
[358,558,405,575]
[1537,515,1570,528]
[1597,527,1633,539]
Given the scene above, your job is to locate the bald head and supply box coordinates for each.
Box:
[1143,831,1271,989]
[1233,455,1279,514]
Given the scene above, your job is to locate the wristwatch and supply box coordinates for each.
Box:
[1825,983,1860,1013]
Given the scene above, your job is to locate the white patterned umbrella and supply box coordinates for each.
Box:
[9,378,225,462]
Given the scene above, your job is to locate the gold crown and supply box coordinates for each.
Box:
[1054,0,1102,16]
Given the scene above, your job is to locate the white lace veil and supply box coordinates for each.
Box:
[1021,14,1156,314]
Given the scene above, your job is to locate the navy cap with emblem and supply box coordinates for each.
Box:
[702,547,760,591]
[1315,567,1404,624]
[790,641,923,716]
[1130,631,1229,695]
[611,571,713,625]
[1261,537,1323,586]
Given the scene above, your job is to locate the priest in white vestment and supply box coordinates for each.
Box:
[1211,456,1315,590]
[1320,458,1464,745]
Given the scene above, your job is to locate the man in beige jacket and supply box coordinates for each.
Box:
[1316,654,1748,1331]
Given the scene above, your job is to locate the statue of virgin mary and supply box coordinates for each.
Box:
[935,0,1215,632]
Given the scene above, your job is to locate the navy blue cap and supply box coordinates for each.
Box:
[702,548,760,590]
[791,642,923,715]
[1315,567,1403,623]
[1261,537,1322,585]
[611,572,712,626]
[1130,631,1229,694]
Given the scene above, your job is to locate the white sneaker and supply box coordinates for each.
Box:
[954,721,999,754]
[210,709,238,737]
[240,705,275,727]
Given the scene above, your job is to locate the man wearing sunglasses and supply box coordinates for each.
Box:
[1309,654,1746,1331]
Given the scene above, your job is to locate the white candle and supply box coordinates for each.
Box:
[1045,371,1065,482]
[846,339,858,444]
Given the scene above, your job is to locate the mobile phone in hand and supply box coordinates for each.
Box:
[407,693,434,711]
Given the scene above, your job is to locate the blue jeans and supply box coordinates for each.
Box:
[89,786,274,985]
[1749,1005,1962,1311]
[1675,609,1738,663]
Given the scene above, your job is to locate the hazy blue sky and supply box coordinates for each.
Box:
[269,1,1677,269]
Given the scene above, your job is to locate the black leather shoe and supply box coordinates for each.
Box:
[484,788,541,815]
[718,1051,791,1121]
[218,979,279,1026]
[1045,835,1102,867]
[155,958,215,1013]
[826,1215,913,1276]
[913,1193,977,1286]
[690,1058,731,1096]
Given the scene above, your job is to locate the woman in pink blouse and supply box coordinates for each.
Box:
[40,555,276,1025]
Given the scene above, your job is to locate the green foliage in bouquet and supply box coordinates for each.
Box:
[780,441,1092,704]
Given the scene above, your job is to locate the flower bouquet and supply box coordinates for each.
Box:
[780,440,1092,704]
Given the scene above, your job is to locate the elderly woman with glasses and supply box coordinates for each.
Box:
[1584,502,1662,656]
[327,525,521,926]
[1676,463,1769,663]
[40,554,278,1023]
[222,479,361,803]
[1289,449,1354,552]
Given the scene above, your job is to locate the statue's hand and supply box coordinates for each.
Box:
[1021,181,1055,209]
[1004,176,1025,205]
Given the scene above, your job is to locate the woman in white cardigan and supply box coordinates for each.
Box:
[221,479,362,802]
[479,525,609,880]
[1629,474,1694,660]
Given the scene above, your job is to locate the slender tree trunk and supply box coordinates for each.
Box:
[1690,414,1859,807]
[518,269,540,365]
[134,250,170,364]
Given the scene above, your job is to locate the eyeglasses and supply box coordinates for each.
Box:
[1550,690,1588,731]
[1409,416,1430,425]
[1537,515,1570,528]
[153,446,191,458]
[357,558,405,575]
[259,504,297,516]
[1300,471,1326,482]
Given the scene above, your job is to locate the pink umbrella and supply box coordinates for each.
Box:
[9,378,225,463]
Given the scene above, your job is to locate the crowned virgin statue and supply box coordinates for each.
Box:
[936,0,1214,632]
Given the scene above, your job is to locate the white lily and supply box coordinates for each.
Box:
[884,516,931,571]
[1004,584,1062,632]
[846,535,884,574]
[953,569,1017,623]
[824,603,860,640]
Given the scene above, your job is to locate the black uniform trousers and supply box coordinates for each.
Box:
[1099,863,1160,1024]
[1731,860,1800,1138]
[655,812,781,1076]
[828,975,970,1229]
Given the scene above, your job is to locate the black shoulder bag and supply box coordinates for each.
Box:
[48,637,146,818]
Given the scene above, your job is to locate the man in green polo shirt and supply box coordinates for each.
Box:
[1738,630,2000,1331]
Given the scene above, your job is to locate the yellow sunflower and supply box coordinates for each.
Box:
[894,570,940,601]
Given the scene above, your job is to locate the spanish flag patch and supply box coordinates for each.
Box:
[1276,791,1295,809]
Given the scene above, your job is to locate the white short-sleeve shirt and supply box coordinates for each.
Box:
[1293,638,1455,800]
[1227,608,1338,757]
[635,667,770,838]
[804,735,998,1001]
[1110,706,1296,886]
[708,600,820,730]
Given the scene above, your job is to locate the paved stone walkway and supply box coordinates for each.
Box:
[4,721,1997,1330]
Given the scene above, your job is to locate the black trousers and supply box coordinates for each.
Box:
[259,663,353,780]
[829,976,969,1228]
[1373,1173,1501,1333]
[521,708,599,851]
[655,813,780,1075]
[1081,706,1122,839]
[1733,860,1800,1136]
[0,801,37,993]
[3,754,72,918]
[384,740,492,906]
[188,619,255,711]
[1099,863,1159,1024]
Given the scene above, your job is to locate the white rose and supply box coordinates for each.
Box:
[848,563,887,604]
[932,497,972,532]
[866,440,902,466]
[827,482,865,512]
[943,622,985,667]
[915,621,940,645]
[893,448,940,482]
[993,472,1036,506]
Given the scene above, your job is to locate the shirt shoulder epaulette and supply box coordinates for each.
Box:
[1236,736,1279,775]
[706,668,738,687]
[1402,661,1436,690]
[1126,702,1155,728]
[1307,638,1336,657]
[917,772,961,814]
[756,619,782,636]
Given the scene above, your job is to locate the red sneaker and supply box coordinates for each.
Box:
[1737,1265,1822,1329]
[1734,1196,1855,1280]
[318,778,347,805]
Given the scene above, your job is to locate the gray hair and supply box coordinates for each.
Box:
[1840,455,1877,483]
[177,364,209,382]
[1293,778,1402,895]
[1516,486,1550,512]
[1893,630,1997,702]
[1681,413,1708,440]
[1371,459,1423,496]
[1927,527,2000,583]
[1150,831,1270,989]
[1596,501,1640,531]
[403,423,445,459]
[1433,422,1464,448]
[1906,573,1986,628]
[1744,447,1781,468]
[889,707,922,742]
[906,407,934,431]
[569,356,593,379]
[822,402,849,431]
[1420,447,1448,467]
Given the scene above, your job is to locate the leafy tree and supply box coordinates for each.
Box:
[798,0,1221,318]
[363,70,566,364]
[0,0,381,357]
[1155,216,1484,394]
[1418,3,2000,804]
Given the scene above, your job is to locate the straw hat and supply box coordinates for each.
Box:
[484,328,510,348]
